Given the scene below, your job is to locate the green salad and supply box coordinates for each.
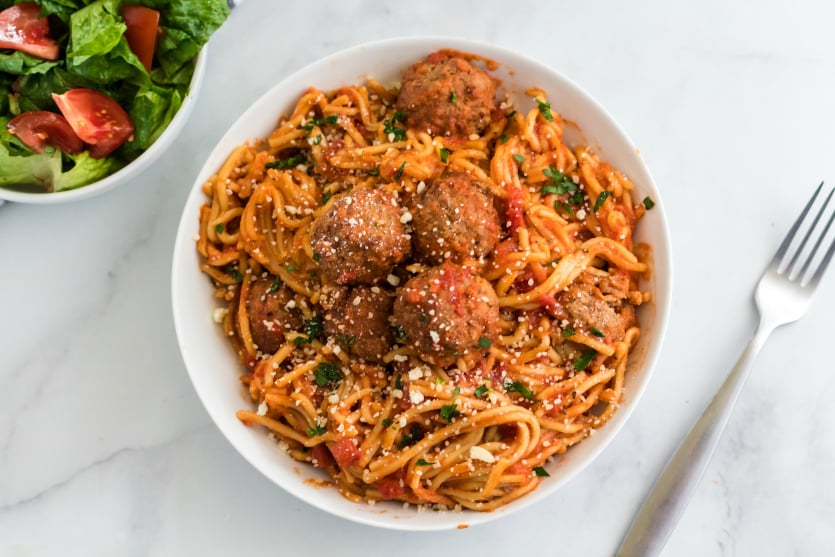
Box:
[0,0,229,192]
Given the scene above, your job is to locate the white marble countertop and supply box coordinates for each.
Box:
[2,1,834,555]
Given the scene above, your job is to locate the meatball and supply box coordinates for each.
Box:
[557,273,636,342]
[396,53,496,138]
[393,263,499,367]
[410,172,501,264]
[321,285,394,363]
[245,278,303,354]
[311,187,411,285]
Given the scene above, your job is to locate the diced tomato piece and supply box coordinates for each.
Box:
[311,444,333,468]
[376,467,407,499]
[328,438,360,469]
[7,111,83,154]
[0,3,59,60]
[122,5,160,73]
[51,89,134,159]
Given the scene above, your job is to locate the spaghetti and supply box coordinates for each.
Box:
[196,51,652,511]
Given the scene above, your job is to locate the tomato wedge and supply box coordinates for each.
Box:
[7,111,83,154]
[52,89,134,159]
[0,3,59,60]
[122,5,160,73]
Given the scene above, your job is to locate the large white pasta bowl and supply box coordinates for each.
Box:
[171,36,672,531]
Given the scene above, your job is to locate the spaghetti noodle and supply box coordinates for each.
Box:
[196,50,652,511]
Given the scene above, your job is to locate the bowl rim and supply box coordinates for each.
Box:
[171,35,673,531]
[0,48,208,205]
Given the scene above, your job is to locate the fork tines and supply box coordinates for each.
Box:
[773,182,835,286]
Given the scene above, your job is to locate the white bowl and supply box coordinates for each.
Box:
[171,37,673,531]
[0,49,207,205]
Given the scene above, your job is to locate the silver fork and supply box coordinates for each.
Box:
[617,183,835,557]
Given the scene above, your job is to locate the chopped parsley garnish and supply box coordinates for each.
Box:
[224,265,243,283]
[394,325,409,342]
[301,114,339,131]
[309,270,317,278]
[506,110,517,118]
[449,91,458,103]
[591,327,604,338]
[416,458,434,466]
[643,196,655,210]
[536,99,554,121]
[369,168,380,177]
[567,190,584,205]
[383,110,407,141]
[313,361,342,386]
[395,161,406,181]
[312,252,320,262]
[439,403,460,422]
[266,153,306,169]
[336,334,356,347]
[267,276,282,293]
[304,315,324,340]
[321,190,332,205]
[440,148,451,163]
[285,264,298,272]
[474,384,491,398]
[573,350,597,371]
[513,154,525,163]
[563,326,575,338]
[478,336,492,349]
[545,257,561,266]
[594,190,611,212]
[215,222,224,234]
[397,425,422,449]
[556,200,575,216]
[312,135,323,145]
[499,134,510,144]
[395,373,403,390]
[306,425,327,437]
[504,381,536,400]
[542,164,577,195]
[533,466,550,477]
[293,336,310,346]
[419,315,429,324]
[381,418,392,428]
[452,386,461,398]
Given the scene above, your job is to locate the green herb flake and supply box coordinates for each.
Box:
[573,350,597,371]
[449,91,458,103]
[594,190,611,212]
[478,336,492,349]
[533,466,550,477]
[215,223,224,234]
[394,325,409,342]
[304,316,325,340]
[568,191,584,205]
[395,374,403,391]
[230,269,243,283]
[419,315,429,324]
[397,425,421,449]
[643,196,655,210]
[591,327,604,338]
[416,458,434,466]
[563,326,575,338]
[439,404,460,422]
[504,381,536,400]
[266,153,306,169]
[440,148,451,163]
[557,200,575,216]
[267,276,282,293]
[395,161,406,181]
[301,115,339,131]
[474,384,491,398]
[513,154,525,163]
[499,134,510,144]
[285,265,298,272]
[506,110,517,118]
[311,134,322,145]
[306,425,327,437]
[381,418,392,428]
[369,168,380,177]
[452,386,461,398]
[321,190,332,205]
[383,110,407,141]
[313,361,342,386]
[312,252,320,262]
[536,99,554,121]
[336,334,356,347]
[546,257,561,266]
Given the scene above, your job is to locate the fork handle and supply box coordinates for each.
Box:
[616,321,775,557]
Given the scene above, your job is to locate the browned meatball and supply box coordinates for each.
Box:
[246,278,303,354]
[557,272,636,342]
[321,285,394,363]
[396,53,496,138]
[393,263,499,367]
[410,172,501,264]
[311,188,411,285]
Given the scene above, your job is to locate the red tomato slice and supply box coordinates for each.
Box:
[122,5,160,73]
[0,3,59,60]
[51,89,134,159]
[7,111,83,154]
[328,438,361,469]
